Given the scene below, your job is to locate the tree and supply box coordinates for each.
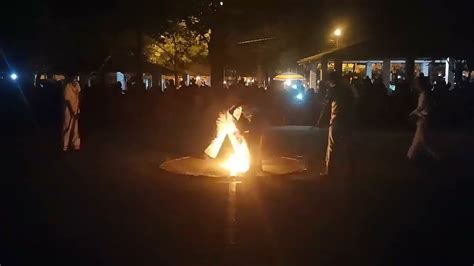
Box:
[145,20,210,85]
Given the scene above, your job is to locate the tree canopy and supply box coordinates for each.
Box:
[145,20,210,78]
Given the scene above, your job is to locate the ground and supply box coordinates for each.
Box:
[1,123,473,266]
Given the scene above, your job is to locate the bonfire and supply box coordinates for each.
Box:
[204,107,251,176]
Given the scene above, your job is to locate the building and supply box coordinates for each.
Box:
[298,37,474,90]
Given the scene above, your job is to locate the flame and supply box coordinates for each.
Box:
[205,108,250,176]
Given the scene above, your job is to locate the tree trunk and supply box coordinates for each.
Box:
[210,14,225,93]
[136,24,144,81]
[174,61,179,88]
[174,72,179,88]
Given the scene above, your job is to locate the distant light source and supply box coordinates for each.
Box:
[10,73,18,80]
[397,75,402,79]
[295,93,304,101]
[291,84,297,90]
[334,28,342,37]
[220,1,224,6]
[284,80,292,86]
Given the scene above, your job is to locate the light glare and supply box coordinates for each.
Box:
[296,93,304,100]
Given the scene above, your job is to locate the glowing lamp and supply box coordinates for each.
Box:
[334,28,342,36]
[284,80,292,86]
[296,93,304,100]
[10,73,18,80]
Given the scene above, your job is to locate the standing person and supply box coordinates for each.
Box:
[318,72,356,177]
[62,76,81,151]
[407,76,438,160]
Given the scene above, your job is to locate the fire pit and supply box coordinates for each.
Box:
[159,107,307,246]
[160,155,306,177]
[160,107,306,177]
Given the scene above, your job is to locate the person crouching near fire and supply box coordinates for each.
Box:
[229,88,269,174]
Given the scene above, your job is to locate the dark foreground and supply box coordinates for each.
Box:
[1,125,473,266]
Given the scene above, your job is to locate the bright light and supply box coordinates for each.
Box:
[334,28,342,36]
[291,84,297,90]
[223,80,227,84]
[205,109,250,176]
[222,143,250,177]
[10,73,18,80]
[296,93,304,100]
[220,1,224,6]
[397,75,402,79]
[284,80,292,86]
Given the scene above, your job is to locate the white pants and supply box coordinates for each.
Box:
[407,118,437,160]
[325,125,353,176]
[63,111,80,151]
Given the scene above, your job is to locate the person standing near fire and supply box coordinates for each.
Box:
[62,76,81,151]
[229,89,268,174]
[318,72,356,177]
[204,88,268,175]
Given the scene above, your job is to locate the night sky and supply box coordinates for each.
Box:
[1,0,472,70]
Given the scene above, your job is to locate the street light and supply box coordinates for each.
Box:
[334,28,342,48]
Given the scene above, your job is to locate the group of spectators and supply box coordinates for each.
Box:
[1,72,473,153]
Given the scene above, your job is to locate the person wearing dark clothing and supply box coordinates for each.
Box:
[318,72,356,177]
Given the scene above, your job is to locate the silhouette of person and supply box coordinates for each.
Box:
[318,72,356,177]
[407,76,439,160]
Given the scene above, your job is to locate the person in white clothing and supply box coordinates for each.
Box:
[407,77,438,160]
[62,78,81,151]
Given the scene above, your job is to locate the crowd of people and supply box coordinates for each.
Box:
[1,72,473,164]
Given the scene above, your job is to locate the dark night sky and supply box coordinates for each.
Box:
[0,0,472,70]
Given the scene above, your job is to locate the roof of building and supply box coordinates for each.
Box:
[298,37,474,65]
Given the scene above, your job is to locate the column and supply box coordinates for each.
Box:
[334,59,343,76]
[421,61,430,77]
[309,64,317,89]
[405,57,415,86]
[445,59,454,85]
[382,58,391,87]
[183,73,190,86]
[366,61,373,79]
[256,64,264,87]
[320,58,328,81]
